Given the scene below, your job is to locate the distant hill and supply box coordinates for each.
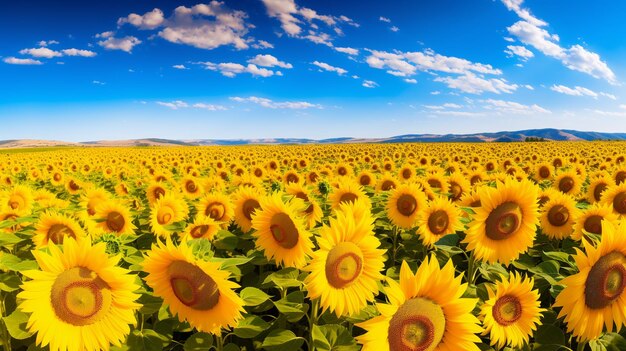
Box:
[1,129,625,148]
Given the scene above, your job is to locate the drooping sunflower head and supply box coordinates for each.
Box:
[463,178,539,264]
[600,183,626,219]
[539,192,580,240]
[18,237,140,351]
[197,192,234,229]
[142,239,244,334]
[417,196,463,247]
[356,258,482,351]
[555,221,626,341]
[93,200,136,237]
[386,182,427,229]
[150,192,189,238]
[232,186,263,233]
[34,212,87,248]
[480,272,545,349]
[251,192,314,268]
[571,203,619,241]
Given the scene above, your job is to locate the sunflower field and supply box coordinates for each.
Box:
[1,142,626,351]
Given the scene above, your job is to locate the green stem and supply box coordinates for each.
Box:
[0,294,11,351]
[576,341,587,351]
[467,251,478,286]
[216,333,224,351]
[308,298,320,351]
[392,226,399,265]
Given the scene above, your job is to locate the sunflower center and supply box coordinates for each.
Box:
[583,215,603,235]
[388,298,446,351]
[338,167,347,176]
[51,267,112,326]
[402,169,412,179]
[492,295,522,326]
[470,175,481,185]
[325,242,363,289]
[559,177,574,193]
[168,260,220,310]
[9,199,22,210]
[485,202,522,241]
[427,179,441,189]
[613,192,626,214]
[205,202,225,220]
[269,212,299,249]
[69,180,80,191]
[242,199,260,221]
[47,223,76,245]
[382,180,396,191]
[539,166,550,179]
[449,183,462,201]
[154,187,166,200]
[360,175,371,186]
[339,192,358,205]
[616,171,626,185]
[54,173,62,181]
[585,251,626,309]
[295,192,314,214]
[428,210,449,235]
[594,183,608,202]
[106,211,125,232]
[397,194,418,217]
[190,224,209,238]
[548,205,569,227]
[157,207,174,225]
[186,180,197,193]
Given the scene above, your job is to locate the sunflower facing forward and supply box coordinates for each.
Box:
[386,182,427,229]
[416,196,463,247]
[480,272,545,349]
[554,221,626,340]
[18,238,140,351]
[304,202,385,317]
[142,239,244,334]
[33,212,87,248]
[150,193,189,238]
[356,258,482,351]
[539,192,579,240]
[463,178,539,264]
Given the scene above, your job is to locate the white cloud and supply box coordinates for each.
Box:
[503,0,617,84]
[312,61,347,75]
[252,40,274,49]
[504,45,534,61]
[379,16,391,23]
[335,47,359,55]
[550,84,616,100]
[434,73,518,94]
[118,8,165,29]
[524,84,534,90]
[19,47,62,58]
[431,110,484,117]
[362,80,378,88]
[504,37,515,42]
[38,40,59,47]
[483,99,551,114]
[404,78,417,84]
[92,80,106,85]
[247,54,293,68]
[430,91,441,95]
[173,64,188,69]
[62,48,97,57]
[157,101,189,109]
[97,32,141,52]
[600,92,617,100]
[588,109,626,117]
[390,26,400,32]
[157,100,227,111]
[3,57,43,65]
[424,103,462,110]
[230,96,321,109]
[192,103,228,111]
[619,105,626,110]
[198,61,280,77]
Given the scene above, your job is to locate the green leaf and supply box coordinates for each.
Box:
[213,230,239,251]
[263,268,302,289]
[535,324,565,346]
[126,329,168,351]
[138,293,163,315]
[273,291,307,322]
[234,315,271,338]
[0,232,26,245]
[0,253,38,272]
[261,330,305,351]
[183,332,213,351]
[0,272,22,292]
[315,324,358,351]
[240,287,271,306]
[312,324,331,351]
[3,310,33,340]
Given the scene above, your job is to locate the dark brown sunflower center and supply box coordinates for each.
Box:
[51,267,112,326]
[402,169,412,179]
[492,295,522,326]
[360,175,371,186]
[286,174,299,184]
[428,210,449,235]
[388,298,445,351]
[382,180,396,191]
[616,171,626,185]
[585,251,626,309]
[185,181,197,193]
[242,199,260,221]
[548,205,569,227]
[558,177,574,193]
[190,224,209,238]
[106,211,125,232]
[397,194,418,217]
[339,192,358,205]
[449,183,462,201]
[69,180,80,191]
[338,167,347,176]
[205,202,225,220]
[154,187,166,200]
[254,169,263,177]
[269,212,299,249]
[613,192,626,214]
[594,183,608,202]
[583,215,603,235]
[470,175,482,185]
[427,179,441,189]
[54,173,62,181]
[325,242,363,289]
[539,166,550,179]
[538,196,550,207]
[168,260,220,310]
[48,223,76,244]
[485,202,522,241]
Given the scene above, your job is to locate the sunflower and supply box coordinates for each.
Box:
[357,170,376,187]
[286,183,323,229]
[34,212,87,248]
[571,204,619,241]
[93,200,136,236]
[356,258,482,351]
[2,185,34,216]
[78,187,110,224]
[586,175,614,204]
[533,162,553,182]
[554,221,626,341]
[150,193,189,238]
[49,170,65,186]
[182,216,220,241]
[386,183,428,229]
[553,170,582,196]
[65,177,83,195]
[447,172,471,203]
[539,192,579,240]
[425,171,449,195]
[416,196,463,247]
[376,173,399,192]
[304,202,385,317]
[197,192,234,229]
[480,273,544,349]
[600,183,626,218]
[463,178,539,264]
[328,180,371,211]
[397,164,415,182]
[251,192,314,268]
[18,238,140,351]
[232,186,263,233]
[538,187,560,208]
[180,176,204,199]
[142,239,244,334]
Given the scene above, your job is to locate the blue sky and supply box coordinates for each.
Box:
[1,0,626,141]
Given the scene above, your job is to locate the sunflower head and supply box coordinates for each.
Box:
[34,212,87,248]
[417,196,463,247]
[197,192,234,229]
[232,186,263,232]
[386,183,427,229]
[93,200,136,236]
[539,192,579,240]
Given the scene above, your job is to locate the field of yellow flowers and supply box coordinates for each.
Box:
[1,142,626,351]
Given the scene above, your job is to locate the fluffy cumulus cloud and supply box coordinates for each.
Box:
[117,8,165,29]
[434,73,518,95]
[362,80,378,88]
[156,100,227,111]
[197,61,280,77]
[19,47,62,58]
[312,61,347,75]
[502,0,617,84]
[3,57,43,65]
[96,31,141,52]
[38,40,59,47]
[230,96,321,109]
[261,0,358,47]
[550,84,615,99]
[483,99,551,114]
[504,45,534,61]
[61,49,97,57]
[247,54,293,68]
[335,47,359,56]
